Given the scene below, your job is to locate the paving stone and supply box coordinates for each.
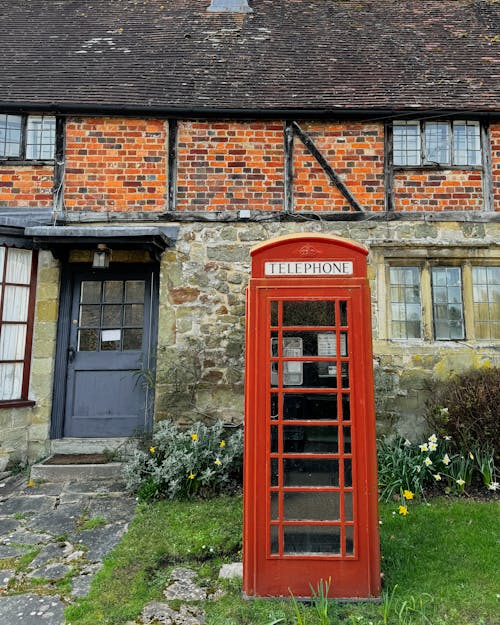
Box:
[72,523,128,561]
[218,562,243,579]
[26,502,88,534]
[141,601,205,625]
[21,483,66,497]
[66,479,127,494]
[0,544,29,558]
[164,568,207,601]
[0,518,21,536]
[85,495,136,523]
[8,529,52,545]
[28,562,72,581]
[0,569,15,588]
[0,593,65,624]
[0,495,55,516]
[70,563,101,598]
[28,542,68,568]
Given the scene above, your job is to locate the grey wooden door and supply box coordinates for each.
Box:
[63,268,155,437]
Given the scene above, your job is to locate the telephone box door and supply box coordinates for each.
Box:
[244,235,380,599]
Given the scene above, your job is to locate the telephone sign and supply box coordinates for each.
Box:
[243,233,380,599]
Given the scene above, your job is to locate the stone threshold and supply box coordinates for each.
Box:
[30,461,124,482]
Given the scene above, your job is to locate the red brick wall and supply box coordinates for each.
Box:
[491,123,500,210]
[0,166,53,207]
[393,171,484,211]
[176,121,284,211]
[293,122,385,212]
[64,118,167,212]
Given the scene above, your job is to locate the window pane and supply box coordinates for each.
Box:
[81,281,101,304]
[5,249,32,284]
[283,393,338,421]
[282,301,335,326]
[25,115,56,160]
[2,286,30,322]
[389,267,422,339]
[284,526,341,555]
[453,121,481,166]
[425,122,450,164]
[123,328,143,350]
[472,266,500,339]
[0,324,27,360]
[283,492,341,521]
[103,281,123,303]
[125,280,145,303]
[283,458,339,487]
[283,425,339,453]
[393,121,420,166]
[0,115,22,158]
[0,363,23,400]
[431,267,465,340]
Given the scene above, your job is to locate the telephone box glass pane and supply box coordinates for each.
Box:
[344,459,352,487]
[340,301,348,326]
[270,526,279,554]
[343,426,351,453]
[283,301,335,326]
[284,526,341,555]
[283,459,339,487]
[344,492,353,521]
[345,526,354,555]
[283,394,338,421]
[270,426,278,453]
[282,331,336,356]
[270,301,278,326]
[283,492,340,521]
[270,459,278,486]
[342,394,350,420]
[341,363,349,388]
[270,394,278,419]
[283,426,338,453]
[283,362,338,387]
[270,493,279,520]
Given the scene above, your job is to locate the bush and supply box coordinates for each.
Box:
[124,420,243,501]
[424,367,500,458]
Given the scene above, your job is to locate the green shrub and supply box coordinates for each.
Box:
[124,420,243,501]
[424,366,500,457]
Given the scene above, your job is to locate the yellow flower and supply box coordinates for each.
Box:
[456,478,465,486]
[419,443,428,452]
[214,458,222,466]
[424,457,433,467]
[149,447,155,454]
[428,442,437,452]
[468,452,474,460]
[442,454,451,466]
[188,472,196,480]
[428,434,438,444]
[398,505,408,516]
[191,433,198,442]
[27,479,35,488]
[434,473,442,481]
[403,489,414,500]
[219,440,226,448]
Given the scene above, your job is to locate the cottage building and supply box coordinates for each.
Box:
[0,0,498,464]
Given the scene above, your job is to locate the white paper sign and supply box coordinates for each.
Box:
[264,261,353,276]
[101,329,121,342]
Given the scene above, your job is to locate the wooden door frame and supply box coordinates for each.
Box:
[50,261,160,439]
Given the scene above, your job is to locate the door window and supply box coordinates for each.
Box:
[77,280,145,352]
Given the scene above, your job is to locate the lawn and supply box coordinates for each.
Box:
[64,495,499,625]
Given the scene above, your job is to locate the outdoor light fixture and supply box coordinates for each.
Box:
[92,244,111,269]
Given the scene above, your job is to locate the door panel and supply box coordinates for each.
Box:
[63,269,154,438]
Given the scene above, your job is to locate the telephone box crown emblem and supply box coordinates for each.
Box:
[298,244,320,258]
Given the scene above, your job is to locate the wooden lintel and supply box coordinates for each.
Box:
[168,119,178,211]
[284,121,294,213]
[291,121,364,212]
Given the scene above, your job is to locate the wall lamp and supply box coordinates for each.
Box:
[92,243,111,269]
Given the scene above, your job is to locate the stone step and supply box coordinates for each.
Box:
[30,460,124,482]
[50,437,131,456]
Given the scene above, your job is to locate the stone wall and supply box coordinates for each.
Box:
[0,252,59,464]
[156,219,499,439]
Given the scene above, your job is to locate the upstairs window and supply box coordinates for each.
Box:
[393,120,481,167]
[0,114,56,161]
[0,247,37,403]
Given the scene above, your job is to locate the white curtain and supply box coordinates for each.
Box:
[0,248,32,400]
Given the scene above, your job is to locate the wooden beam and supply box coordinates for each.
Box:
[291,121,364,212]
[481,122,494,213]
[284,121,294,213]
[384,120,394,212]
[167,119,178,211]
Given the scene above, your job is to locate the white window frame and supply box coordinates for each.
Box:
[0,114,56,161]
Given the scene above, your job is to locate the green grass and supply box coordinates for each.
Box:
[65,496,499,625]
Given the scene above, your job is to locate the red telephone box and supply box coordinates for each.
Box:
[243,233,380,599]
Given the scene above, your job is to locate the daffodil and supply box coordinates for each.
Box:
[403,489,414,500]
[219,440,226,448]
[214,458,222,466]
[149,446,155,454]
[456,478,465,486]
[404,439,412,447]
[419,443,428,452]
[440,407,449,416]
[398,505,408,516]
[428,434,437,444]
[444,435,452,441]
[188,472,196,480]
[191,433,198,442]
[27,479,35,488]
[434,473,442,481]
[424,457,433,467]
[487,482,499,491]
[442,454,451,466]
[469,452,474,460]
[428,442,437,452]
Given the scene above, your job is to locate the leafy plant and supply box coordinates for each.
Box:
[123,420,243,501]
[377,437,429,501]
[424,367,500,457]
[309,577,332,625]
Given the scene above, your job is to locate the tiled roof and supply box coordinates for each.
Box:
[0,0,499,114]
